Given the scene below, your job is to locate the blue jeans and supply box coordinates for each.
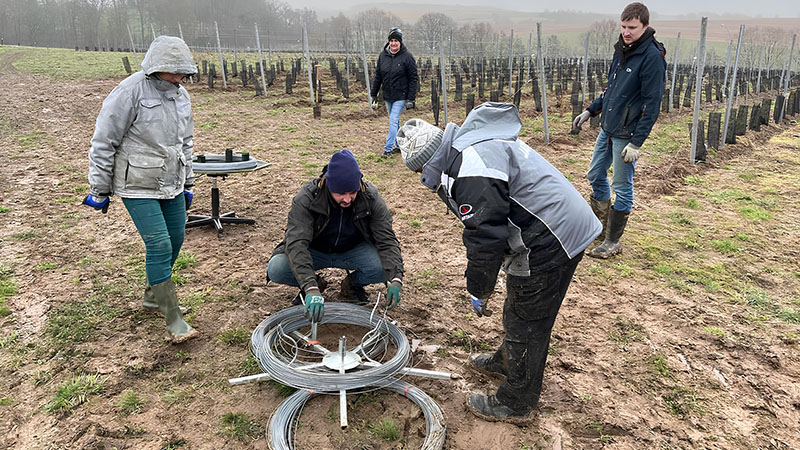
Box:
[267,241,386,288]
[384,99,406,152]
[122,195,186,285]
[586,129,636,212]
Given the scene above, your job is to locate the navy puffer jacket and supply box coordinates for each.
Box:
[587,32,666,147]
[370,44,418,102]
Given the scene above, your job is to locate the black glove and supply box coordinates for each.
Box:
[405,100,416,110]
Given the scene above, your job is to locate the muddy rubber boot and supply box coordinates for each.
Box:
[340,273,369,305]
[589,196,611,242]
[143,283,188,314]
[589,209,630,259]
[151,279,198,343]
[466,394,532,424]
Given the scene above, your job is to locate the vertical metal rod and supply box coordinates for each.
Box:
[233,28,238,67]
[778,34,796,123]
[359,26,373,113]
[536,23,549,144]
[722,40,732,99]
[311,322,318,341]
[690,17,708,163]
[508,29,514,96]
[448,30,453,94]
[150,24,156,41]
[756,46,766,93]
[721,25,744,149]
[254,23,267,97]
[669,33,680,112]
[582,34,590,105]
[178,22,184,41]
[303,22,315,104]
[338,336,348,429]
[126,24,139,66]
[440,43,449,124]
[214,21,227,88]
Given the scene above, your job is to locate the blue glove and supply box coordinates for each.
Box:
[183,190,193,209]
[83,194,109,213]
[304,290,324,322]
[471,295,492,317]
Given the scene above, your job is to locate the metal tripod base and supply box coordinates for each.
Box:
[185,175,255,235]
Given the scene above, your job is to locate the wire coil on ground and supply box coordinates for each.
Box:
[268,378,446,450]
[250,303,411,392]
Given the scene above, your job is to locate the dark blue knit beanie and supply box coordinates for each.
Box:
[326,149,362,193]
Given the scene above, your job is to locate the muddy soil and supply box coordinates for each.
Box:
[1,49,799,449]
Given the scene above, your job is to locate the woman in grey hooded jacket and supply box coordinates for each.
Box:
[84,36,198,343]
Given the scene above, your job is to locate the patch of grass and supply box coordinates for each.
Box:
[172,250,198,271]
[55,196,78,204]
[737,172,757,181]
[0,206,9,213]
[218,327,250,347]
[609,316,643,343]
[739,205,771,222]
[653,263,674,276]
[72,184,89,194]
[0,266,16,317]
[667,211,692,225]
[685,198,700,209]
[161,389,189,406]
[45,294,119,348]
[31,370,53,386]
[181,288,219,326]
[684,176,703,185]
[663,386,701,418]
[219,412,260,442]
[11,47,129,80]
[118,389,145,415]
[10,231,38,241]
[649,353,672,378]
[775,307,800,324]
[611,263,633,277]
[35,262,58,270]
[413,267,440,288]
[239,354,261,377]
[367,417,400,441]
[735,233,752,242]
[408,218,422,227]
[778,331,798,345]
[198,121,219,130]
[711,239,740,254]
[703,326,726,339]
[45,373,106,414]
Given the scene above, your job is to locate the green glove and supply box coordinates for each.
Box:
[386,278,402,309]
[304,288,324,322]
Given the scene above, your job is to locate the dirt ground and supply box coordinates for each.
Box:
[1,47,799,450]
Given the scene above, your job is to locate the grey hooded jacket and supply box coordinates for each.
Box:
[420,102,602,299]
[88,36,197,199]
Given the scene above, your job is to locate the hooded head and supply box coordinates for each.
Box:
[397,119,444,172]
[141,36,197,76]
[325,149,362,193]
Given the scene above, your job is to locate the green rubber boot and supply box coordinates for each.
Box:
[589,209,630,259]
[143,283,188,314]
[589,196,611,242]
[151,279,198,343]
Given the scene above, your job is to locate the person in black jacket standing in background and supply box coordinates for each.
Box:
[371,28,419,158]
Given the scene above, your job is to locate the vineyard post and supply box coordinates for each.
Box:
[690,17,708,163]
[536,23,549,144]
[254,23,267,97]
[721,25,744,149]
[669,33,680,113]
[214,21,227,88]
[778,34,796,123]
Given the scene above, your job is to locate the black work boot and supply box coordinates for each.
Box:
[589,196,610,242]
[470,354,507,376]
[589,208,630,259]
[467,394,532,424]
[291,275,327,306]
[340,273,369,305]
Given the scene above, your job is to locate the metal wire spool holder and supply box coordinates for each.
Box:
[230,302,450,448]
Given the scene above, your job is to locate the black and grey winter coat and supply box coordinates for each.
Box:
[272,178,404,291]
[370,44,418,103]
[420,103,602,300]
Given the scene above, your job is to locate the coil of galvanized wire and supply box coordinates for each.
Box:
[250,303,411,392]
[268,378,446,450]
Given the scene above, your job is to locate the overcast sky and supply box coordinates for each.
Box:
[299,0,799,19]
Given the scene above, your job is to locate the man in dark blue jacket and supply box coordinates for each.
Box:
[573,2,666,258]
[371,28,419,158]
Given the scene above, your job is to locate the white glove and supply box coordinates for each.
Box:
[621,143,641,163]
[572,110,591,129]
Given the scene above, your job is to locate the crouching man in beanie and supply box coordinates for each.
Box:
[266,149,404,322]
[396,103,601,422]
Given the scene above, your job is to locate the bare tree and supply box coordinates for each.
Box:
[584,19,617,59]
[414,12,455,51]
